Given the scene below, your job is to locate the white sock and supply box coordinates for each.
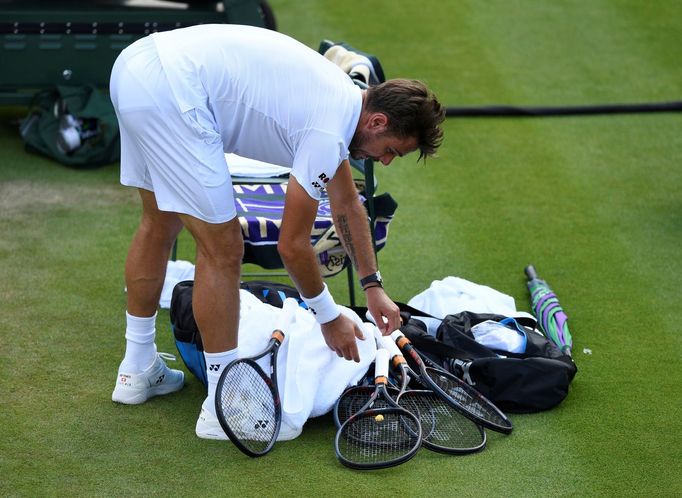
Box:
[203,349,239,417]
[120,311,157,374]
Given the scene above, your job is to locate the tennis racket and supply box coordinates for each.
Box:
[392,330,513,435]
[374,329,487,454]
[214,299,296,457]
[334,348,422,470]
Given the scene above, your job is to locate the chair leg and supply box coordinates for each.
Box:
[171,238,178,261]
[346,263,356,307]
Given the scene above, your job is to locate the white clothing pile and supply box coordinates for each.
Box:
[235,291,375,439]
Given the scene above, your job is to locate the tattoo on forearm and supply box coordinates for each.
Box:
[336,214,359,268]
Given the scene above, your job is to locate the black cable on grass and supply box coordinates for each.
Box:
[445,100,682,117]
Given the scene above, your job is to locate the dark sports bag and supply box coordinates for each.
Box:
[399,310,577,413]
[19,84,120,168]
[169,280,305,385]
[169,280,207,385]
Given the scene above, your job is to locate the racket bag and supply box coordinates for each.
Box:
[400,311,577,413]
[169,279,305,385]
[169,280,207,386]
[238,280,306,308]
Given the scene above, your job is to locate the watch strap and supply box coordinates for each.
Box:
[360,271,383,288]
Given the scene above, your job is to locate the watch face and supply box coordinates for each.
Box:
[361,271,383,286]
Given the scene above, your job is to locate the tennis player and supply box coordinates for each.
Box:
[108,24,444,439]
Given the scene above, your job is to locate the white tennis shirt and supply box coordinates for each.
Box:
[151,24,363,200]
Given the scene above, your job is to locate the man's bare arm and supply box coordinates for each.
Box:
[326,160,400,334]
[278,174,364,361]
[278,175,325,298]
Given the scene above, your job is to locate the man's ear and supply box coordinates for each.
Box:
[367,112,389,131]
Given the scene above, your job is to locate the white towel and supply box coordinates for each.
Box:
[471,320,527,354]
[407,276,536,335]
[233,291,375,439]
[225,153,291,178]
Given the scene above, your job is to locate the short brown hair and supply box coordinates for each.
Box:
[364,79,445,161]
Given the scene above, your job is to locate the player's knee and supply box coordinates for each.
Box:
[139,215,182,247]
[197,237,243,271]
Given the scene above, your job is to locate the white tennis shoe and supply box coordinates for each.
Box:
[196,402,302,441]
[196,406,229,440]
[112,352,184,405]
[196,396,258,441]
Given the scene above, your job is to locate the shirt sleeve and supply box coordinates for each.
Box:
[291,130,348,200]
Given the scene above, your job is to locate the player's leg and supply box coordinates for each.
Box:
[178,214,244,352]
[125,189,184,319]
[112,189,185,404]
[177,213,245,439]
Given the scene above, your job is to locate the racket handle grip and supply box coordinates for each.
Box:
[374,348,390,380]
[524,265,538,280]
[374,329,401,358]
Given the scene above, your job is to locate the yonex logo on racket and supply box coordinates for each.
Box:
[255,420,269,429]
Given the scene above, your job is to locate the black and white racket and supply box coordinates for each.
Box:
[392,330,513,435]
[214,299,296,457]
[334,348,422,470]
[374,330,487,454]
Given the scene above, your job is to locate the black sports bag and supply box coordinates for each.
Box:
[400,310,577,413]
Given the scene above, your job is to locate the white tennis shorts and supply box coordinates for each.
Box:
[110,36,236,223]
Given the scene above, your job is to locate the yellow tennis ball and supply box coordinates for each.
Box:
[375,414,384,422]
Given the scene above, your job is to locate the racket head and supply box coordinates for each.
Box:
[334,348,422,469]
[334,407,422,470]
[215,357,281,457]
[397,389,487,454]
[392,331,513,435]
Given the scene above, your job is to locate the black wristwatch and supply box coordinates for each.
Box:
[360,271,383,289]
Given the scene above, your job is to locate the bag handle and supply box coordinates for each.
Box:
[350,301,438,323]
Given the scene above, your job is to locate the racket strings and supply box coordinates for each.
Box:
[425,368,507,427]
[217,362,277,453]
[398,391,485,450]
[337,412,420,466]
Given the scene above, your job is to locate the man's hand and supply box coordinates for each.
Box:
[365,286,401,335]
[320,313,365,362]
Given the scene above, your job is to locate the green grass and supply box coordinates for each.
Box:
[2,1,682,496]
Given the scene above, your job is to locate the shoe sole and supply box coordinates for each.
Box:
[112,380,184,405]
[196,419,229,440]
[195,429,229,440]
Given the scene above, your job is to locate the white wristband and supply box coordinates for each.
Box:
[303,283,341,325]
